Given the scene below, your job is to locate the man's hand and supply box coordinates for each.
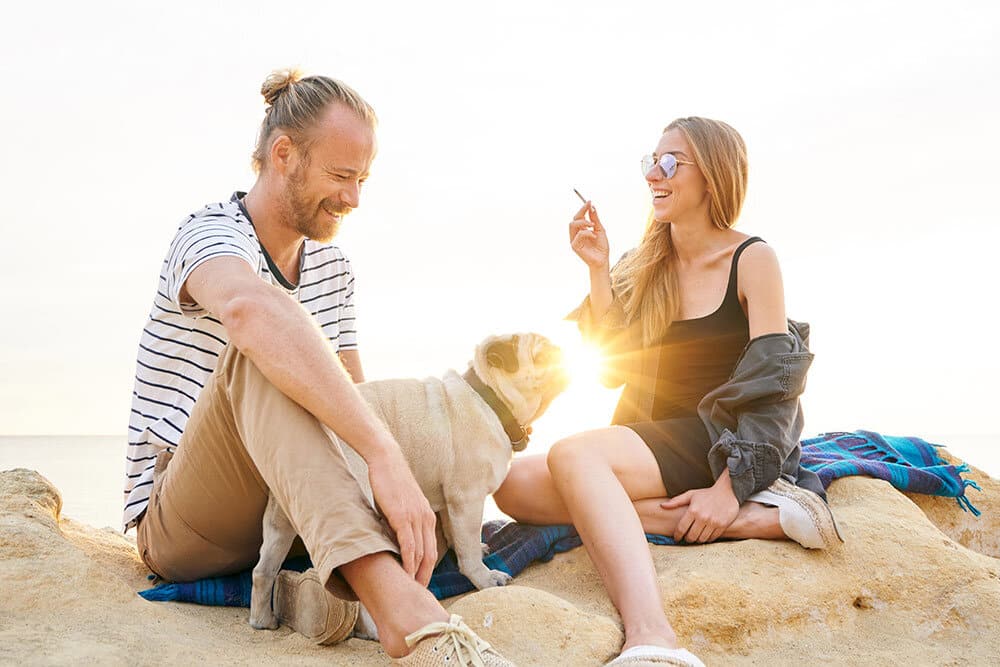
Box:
[661,472,740,544]
[367,449,438,586]
[186,258,439,582]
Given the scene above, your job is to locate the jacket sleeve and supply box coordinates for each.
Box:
[565,293,631,389]
[564,252,634,389]
[565,292,628,341]
[706,431,784,505]
[699,325,813,504]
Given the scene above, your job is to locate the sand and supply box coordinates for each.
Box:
[2,454,998,665]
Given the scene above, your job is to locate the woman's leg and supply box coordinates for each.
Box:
[496,452,784,541]
[494,454,572,524]
[546,426,682,650]
[634,497,784,539]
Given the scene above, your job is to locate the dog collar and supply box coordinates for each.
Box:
[462,368,530,451]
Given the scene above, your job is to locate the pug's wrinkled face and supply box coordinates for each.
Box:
[472,333,569,430]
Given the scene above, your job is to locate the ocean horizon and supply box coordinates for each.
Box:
[2,432,997,532]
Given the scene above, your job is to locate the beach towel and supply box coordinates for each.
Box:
[800,430,982,515]
[139,429,982,605]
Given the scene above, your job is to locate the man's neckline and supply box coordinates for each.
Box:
[232,191,299,291]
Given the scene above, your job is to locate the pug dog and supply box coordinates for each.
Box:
[249,332,568,635]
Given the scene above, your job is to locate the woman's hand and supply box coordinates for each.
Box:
[661,477,740,544]
[569,202,609,270]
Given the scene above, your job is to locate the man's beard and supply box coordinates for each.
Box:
[285,167,350,243]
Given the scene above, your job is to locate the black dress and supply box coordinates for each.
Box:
[623,237,763,495]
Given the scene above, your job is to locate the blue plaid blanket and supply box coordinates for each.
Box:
[800,430,981,515]
[138,429,982,605]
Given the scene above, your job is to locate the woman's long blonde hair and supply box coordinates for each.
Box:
[611,117,749,345]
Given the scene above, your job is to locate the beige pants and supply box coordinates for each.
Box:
[136,344,398,599]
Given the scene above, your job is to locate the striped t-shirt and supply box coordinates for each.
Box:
[123,192,359,530]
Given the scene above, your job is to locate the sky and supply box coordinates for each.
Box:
[1,1,998,456]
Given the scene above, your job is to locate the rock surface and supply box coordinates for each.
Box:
[2,461,998,666]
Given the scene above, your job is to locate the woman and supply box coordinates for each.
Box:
[493,117,841,667]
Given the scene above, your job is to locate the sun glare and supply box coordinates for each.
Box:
[559,336,606,386]
[517,327,622,459]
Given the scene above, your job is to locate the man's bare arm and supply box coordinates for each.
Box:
[338,349,365,383]
[183,256,437,584]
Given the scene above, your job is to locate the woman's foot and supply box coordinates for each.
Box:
[605,645,705,667]
[746,479,844,549]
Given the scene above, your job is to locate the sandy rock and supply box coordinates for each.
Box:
[905,450,1000,558]
[448,585,622,665]
[513,475,1000,665]
[3,456,999,666]
[0,468,384,666]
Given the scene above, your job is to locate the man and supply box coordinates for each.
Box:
[125,69,511,666]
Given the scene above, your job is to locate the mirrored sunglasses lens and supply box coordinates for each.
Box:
[659,154,678,179]
[641,155,654,174]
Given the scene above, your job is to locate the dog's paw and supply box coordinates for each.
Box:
[248,612,279,631]
[487,569,512,587]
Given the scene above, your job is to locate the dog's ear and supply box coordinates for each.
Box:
[485,336,520,373]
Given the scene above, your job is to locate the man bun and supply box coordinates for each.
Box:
[260,68,303,106]
[251,69,377,174]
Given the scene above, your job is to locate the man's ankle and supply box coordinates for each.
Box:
[339,552,451,658]
[379,605,450,658]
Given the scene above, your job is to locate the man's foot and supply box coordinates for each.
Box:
[746,479,844,549]
[273,568,358,645]
[394,614,513,666]
[605,645,705,666]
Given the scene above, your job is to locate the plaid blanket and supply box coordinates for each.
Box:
[800,430,982,515]
[138,429,983,605]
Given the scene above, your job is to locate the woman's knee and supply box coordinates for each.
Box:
[548,427,666,498]
[546,437,575,474]
[547,431,609,476]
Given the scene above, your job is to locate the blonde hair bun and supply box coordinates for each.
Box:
[260,68,303,106]
[251,69,377,173]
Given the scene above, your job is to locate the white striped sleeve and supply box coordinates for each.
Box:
[163,215,260,318]
[337,257,359,350]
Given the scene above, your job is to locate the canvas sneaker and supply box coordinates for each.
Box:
[395,614,514,666]
[747,478,844,549]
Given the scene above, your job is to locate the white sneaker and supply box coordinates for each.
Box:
[747,479,844,549]
[604,645,705,666]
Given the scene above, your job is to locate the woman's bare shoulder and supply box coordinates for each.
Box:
[739,236,781,271]
[738,238,787,334]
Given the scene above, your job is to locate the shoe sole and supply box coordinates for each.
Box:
[604,647,706,666]
[770,479,844,548]
[274,569,358,645]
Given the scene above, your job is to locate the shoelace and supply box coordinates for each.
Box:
[404,614,494,666]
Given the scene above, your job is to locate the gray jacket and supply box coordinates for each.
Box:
[697,319,825,504]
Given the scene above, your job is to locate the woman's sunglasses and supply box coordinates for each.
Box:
[641,153,695,179]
